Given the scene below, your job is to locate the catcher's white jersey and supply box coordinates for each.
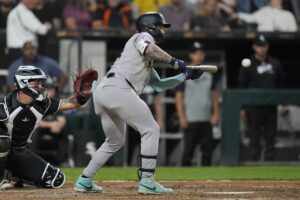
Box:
[109,32,155,94]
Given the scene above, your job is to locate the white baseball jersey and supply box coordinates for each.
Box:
[109,32,155,95]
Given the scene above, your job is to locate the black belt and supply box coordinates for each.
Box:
[106,72,136,91]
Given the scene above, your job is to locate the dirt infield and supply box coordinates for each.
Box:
[1,181,300,200]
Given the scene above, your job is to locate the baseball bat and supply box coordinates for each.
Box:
[187,65,218,73]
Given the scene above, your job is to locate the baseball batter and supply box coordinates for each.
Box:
[74,12,203,195]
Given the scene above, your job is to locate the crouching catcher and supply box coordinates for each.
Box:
[0,66,97,189]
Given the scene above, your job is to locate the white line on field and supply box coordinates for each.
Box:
[207,191,255,195]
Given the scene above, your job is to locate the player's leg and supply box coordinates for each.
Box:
[247,107,263,161]
[263,107,277,161]
[181,123,198,166]
[0,134,11,190]
[74,109,125,193]
[7,148,65,188]
[107,89,172,194]
[199,122,213,166]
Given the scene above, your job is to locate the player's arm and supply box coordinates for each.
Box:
[210,89,220,126]
[175,85,188,129]
[144,44,172,63]
[149,69,185,92]
[59,95,81,112]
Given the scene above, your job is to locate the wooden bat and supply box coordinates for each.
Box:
[187,65,218,73]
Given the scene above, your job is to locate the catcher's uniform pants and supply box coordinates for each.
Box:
[4,147,64,188]
[83,75,160,178]
[7,148,48,183]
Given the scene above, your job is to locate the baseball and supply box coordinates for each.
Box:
[241,58,251,68]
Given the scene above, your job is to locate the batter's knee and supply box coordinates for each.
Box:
[106,137,125,152]
[0,136,10,158]
[142,122,160,141]
[151,122,160,137]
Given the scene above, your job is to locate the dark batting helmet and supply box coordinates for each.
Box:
[136,12,171,43]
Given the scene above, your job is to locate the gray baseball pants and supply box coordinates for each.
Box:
[83,77,159,178]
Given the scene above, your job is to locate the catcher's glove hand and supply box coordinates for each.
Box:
[73,68,98,105]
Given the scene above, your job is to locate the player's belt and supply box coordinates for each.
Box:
[106,73,136,92]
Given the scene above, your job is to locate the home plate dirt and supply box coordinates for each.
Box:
[1,181,300,200]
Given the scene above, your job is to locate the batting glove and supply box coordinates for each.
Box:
[169,57,187,73]
[185,68,203,80]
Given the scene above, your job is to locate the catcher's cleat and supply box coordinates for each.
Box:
[74,176,102,193]
[0,179,12,190]
[138,177,173,195]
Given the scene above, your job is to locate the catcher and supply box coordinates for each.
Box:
[0,65,97,189]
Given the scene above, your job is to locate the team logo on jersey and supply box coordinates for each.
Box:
[21,117,30,122]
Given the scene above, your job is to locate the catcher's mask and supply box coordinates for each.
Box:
[14,65,47,101]
[136,12,171,43]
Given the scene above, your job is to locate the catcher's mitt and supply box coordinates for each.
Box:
[73,68,98,105]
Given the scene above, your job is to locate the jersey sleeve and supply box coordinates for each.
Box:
[45,97,62,116]
[134,32,155,55]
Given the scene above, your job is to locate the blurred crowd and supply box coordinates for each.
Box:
[0,0,299,32]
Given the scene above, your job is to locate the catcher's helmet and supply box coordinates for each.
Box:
[136,12,171,43]
[14,65,47,101]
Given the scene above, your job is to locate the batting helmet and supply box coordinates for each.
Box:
[14,65,47,101]
[136,12,171,43]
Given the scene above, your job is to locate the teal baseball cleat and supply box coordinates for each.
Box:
[138,177,173,195]
[74,175,102,193]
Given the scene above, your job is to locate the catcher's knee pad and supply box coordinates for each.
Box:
[39,163,65,188]
[0,136,10,158]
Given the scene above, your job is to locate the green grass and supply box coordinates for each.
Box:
[63,166,300,181]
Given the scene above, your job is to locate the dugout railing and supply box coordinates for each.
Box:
[222,89,300,165]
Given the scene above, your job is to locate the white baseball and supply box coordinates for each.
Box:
[241,58,251,68]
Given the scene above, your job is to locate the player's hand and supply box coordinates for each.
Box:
[169,57,187,73]
[210,113,219,126]
[179,116,188,129]
[185,68,203,80]
[240,109,246,121]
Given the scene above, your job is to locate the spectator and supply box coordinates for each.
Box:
[7,41,67,94]
[0,0,14,28]
[191,0,230,31]
[6,0,52,64]
[30,77,68,166]
[236,0,268,14]
[133,0,170,15]
[33,0,63,55]
[239,34,286,161]
[159,0,191,31]
[175,42,220,166]
[236,0,297,32]
[219,0,236,16]
[34,0,63,30]
[219,0,248,30]
[63,0,92,29]
[91,0,133,29]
